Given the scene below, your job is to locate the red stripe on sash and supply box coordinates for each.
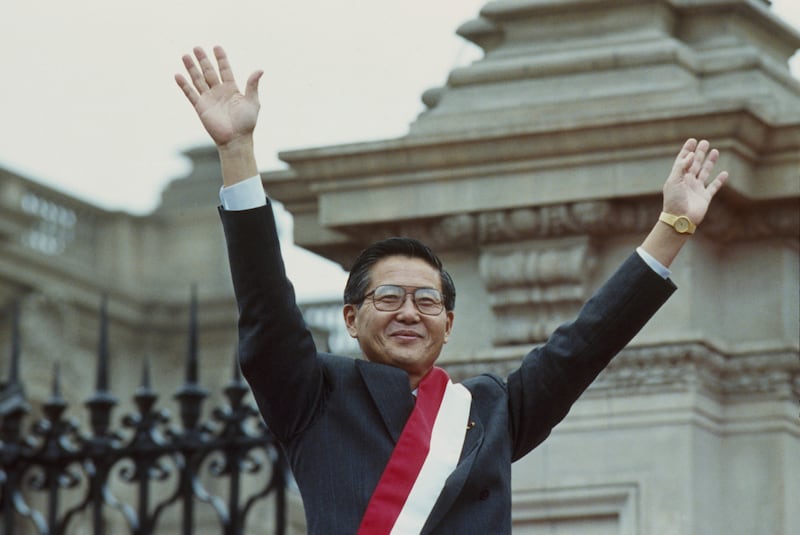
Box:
[357,367,449,534]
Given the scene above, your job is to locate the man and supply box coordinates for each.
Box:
[176,46,727,534]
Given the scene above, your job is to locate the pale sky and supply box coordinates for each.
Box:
[1,0,488,213]
[1,1,798,298]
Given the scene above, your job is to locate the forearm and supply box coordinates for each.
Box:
[639,219,691,268]
[508,252,676,460]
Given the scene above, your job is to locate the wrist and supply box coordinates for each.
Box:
[217,135,255,160]
[658,212,696,234]
[217,136,258,186]
[641,220,691,268]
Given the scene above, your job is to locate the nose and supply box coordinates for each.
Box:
[395,293,421,319]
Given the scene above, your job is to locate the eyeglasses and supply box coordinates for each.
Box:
[361,285,445,316]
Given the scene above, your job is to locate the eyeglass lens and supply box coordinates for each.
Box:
[371,285,443,315]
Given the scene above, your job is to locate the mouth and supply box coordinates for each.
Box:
[390,330,422,342]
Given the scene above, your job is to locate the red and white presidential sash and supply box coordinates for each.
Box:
[357,367,472,535]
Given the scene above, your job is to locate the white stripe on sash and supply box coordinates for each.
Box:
[390,379,472,534]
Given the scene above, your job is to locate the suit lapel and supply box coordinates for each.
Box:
[355,359,415,443]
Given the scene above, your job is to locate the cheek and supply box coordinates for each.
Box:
[356,312,385,339]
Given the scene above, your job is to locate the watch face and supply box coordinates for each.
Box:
[675,218,690,233]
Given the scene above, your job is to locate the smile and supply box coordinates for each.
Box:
[390,330,422,340]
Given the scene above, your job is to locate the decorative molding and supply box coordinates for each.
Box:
[334,197,799,252]
[476,201,618,243]
[336,200,629,251]
[479,238,595,345]
[444,342,800,400]
[479,239,593,290]
[512,483,638,535]
[702,199,800,244]
[594,344,800,399]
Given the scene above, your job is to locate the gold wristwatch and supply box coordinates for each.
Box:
[659,212,696,234]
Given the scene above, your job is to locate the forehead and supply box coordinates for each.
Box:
[368,255,441,290]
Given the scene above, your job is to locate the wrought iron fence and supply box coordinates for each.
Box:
[0,295,287,535]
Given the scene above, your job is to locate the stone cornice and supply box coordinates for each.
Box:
[265,110,799,258]
[272,107,794,188]
[324,196,798,254]
[443,342,800,400]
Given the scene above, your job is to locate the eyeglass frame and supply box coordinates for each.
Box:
[358,285,446,316]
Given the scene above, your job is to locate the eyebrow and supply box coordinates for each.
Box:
[372,284,441,291]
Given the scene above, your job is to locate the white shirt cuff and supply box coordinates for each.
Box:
[219,175,267,211]
[636,247,671,279]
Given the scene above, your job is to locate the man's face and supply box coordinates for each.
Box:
[343,255,454,389]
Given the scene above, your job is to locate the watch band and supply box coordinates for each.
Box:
[659,212,696,234]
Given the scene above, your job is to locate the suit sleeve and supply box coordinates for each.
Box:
[219,202,326,442]
[507,252,676,461]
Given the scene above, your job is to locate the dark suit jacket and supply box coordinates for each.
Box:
[220,202,676,534]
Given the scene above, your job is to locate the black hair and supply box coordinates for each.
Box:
[343,237,456,311]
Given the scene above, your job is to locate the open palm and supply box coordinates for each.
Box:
[176,46,263,147]
[662,138,729,225]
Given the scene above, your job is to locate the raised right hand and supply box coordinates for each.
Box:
[175,46,263,148]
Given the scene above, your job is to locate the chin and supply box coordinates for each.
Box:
[392,356,434,375]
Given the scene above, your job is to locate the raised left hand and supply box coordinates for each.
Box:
[662,138,729,225]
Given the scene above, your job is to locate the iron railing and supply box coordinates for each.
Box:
[0,294,287,535]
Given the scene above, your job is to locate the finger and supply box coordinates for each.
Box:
[672,150,694,177]
[670,139,696,175]
[698,149,719,184]
[690,139,710,176]
[694,139,710,164]
[182,53,209,93]
[245,70,263,103]
[705,171,729,199]
[194,46,221,87]
[678,138,697,160]
[174,73,200,106]
[214,46,236,84]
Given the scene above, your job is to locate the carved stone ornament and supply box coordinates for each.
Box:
[479,238,596,345]
[336,196,798,252]
[593,343,800,398]
[338,200,621,252]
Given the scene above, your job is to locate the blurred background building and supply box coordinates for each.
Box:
[1,0,798,533]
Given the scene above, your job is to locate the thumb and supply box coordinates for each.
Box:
[245,70,263,103]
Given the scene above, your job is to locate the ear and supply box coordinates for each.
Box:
[443,310,455,343]
[343,304,359,338]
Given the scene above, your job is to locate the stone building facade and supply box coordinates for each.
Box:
[263,1,800,533]
[1,0,798,534]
